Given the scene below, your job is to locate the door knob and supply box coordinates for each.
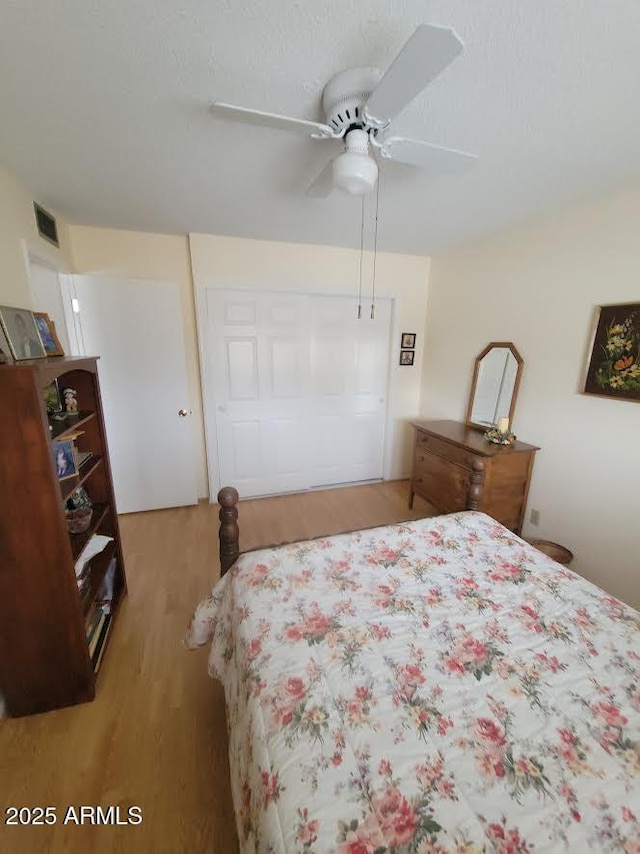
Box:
[178,409,190,417]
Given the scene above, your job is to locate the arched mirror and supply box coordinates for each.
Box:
[466,342,524,430]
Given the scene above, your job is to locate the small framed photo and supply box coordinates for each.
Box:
[583,302,640,401]
[33,312,65,357]
[0,306,46,360]
[44,379,63,415]
[401,332,416,349]
[52,440,78,481]
[0,322,13,364]
[400,349,415,366]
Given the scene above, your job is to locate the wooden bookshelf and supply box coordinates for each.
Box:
[0,356,127,717]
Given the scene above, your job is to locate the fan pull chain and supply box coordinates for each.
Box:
[357,195,365,319]
[371,175,380,319]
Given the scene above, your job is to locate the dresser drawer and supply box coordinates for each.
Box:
[412,449,469,514]
[416,431,474,470]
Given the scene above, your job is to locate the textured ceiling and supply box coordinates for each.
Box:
[1,1,640,255]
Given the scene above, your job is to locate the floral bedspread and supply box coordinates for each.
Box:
[186,511,640,852]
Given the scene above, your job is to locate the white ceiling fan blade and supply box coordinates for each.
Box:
[210,102,335,138]
[306,159,335,197]
[379,136,477,173]
[365,24,463,127]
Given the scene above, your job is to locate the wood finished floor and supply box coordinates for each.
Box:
[0,480,433,854]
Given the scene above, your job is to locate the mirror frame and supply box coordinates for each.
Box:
[465,342,524,431]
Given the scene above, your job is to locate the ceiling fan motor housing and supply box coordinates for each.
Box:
[322,67,384,136]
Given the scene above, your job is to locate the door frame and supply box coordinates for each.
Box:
[194,280,395,501]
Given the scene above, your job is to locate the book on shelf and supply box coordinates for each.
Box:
[86,605,103,639]
[77,575,90,599]
[81,588,93,613]
[75,450,93,468]
[74,534,113,577]
[77,566,91,592]
[92,617,112,671]
[87,606,104,639]
[85,612,97,636]
[88,612,107,659]
[96,558,117,614]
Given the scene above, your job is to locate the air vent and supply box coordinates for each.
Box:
[33,203,59,248]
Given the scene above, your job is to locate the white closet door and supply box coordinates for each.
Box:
[209,291,311,497]
[310,296,391,487]
[206,290,391,498]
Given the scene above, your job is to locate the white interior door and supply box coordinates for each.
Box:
[310,297,391,487]
[73,276,198,514]
[208,291,311,498]
[206,289,391,498]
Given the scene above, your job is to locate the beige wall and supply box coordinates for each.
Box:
[0,168,72,308]
[421,187,640,609]
[6,163,636,607]
[69,226,208,497]
[190,233,430,491]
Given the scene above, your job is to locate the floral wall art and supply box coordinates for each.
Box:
[583,303,640,401]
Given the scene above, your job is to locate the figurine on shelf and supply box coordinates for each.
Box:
[63,387,78,415]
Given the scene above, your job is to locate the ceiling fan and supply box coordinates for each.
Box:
[210,24,477,197]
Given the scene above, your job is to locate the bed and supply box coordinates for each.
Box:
[186,487,640,852]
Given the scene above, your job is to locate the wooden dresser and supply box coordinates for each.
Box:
[409,420,539,535]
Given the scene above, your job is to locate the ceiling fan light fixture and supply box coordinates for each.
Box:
[332,151,378,196]
[212,26,477,199]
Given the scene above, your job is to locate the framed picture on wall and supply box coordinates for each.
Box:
[583,302,640,402]
[401,332,416,349]
[400,349,415,366]
[0,306,46,361]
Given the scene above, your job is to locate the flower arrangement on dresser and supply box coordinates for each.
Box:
[484,416,516,446]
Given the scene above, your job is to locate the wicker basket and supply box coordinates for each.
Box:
[525,538,573,566]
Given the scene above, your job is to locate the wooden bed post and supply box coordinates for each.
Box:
[467,458,486,511]
[218,486,240,576]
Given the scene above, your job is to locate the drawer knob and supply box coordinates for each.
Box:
[417,454,425,462]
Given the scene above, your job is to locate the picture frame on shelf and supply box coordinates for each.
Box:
[52,439,78,481]
[33,312,65,357]
[44,379,63,415]
[401,332,416,349]
[0,322,14,364]
[400,349,415,366]
[0,306,46,361]
[63,431,91,467]
[583,302,640,402]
